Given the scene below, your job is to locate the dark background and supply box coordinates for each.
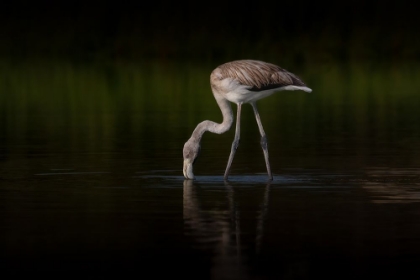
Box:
[1,0,418,63]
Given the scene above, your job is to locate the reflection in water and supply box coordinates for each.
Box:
[256,183,270,254]
[363,168,420,203]
[183,180,270,279]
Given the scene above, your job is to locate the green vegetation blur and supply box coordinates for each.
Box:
[1,1,419,167]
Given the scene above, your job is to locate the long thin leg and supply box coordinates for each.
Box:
[224,103,242,180]
[251,102,273,180]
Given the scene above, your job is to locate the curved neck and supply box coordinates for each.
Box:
[191,94,233,142]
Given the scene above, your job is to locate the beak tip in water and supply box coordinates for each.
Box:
[183,159,195,180]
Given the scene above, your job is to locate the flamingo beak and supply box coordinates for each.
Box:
[183,159,195,179]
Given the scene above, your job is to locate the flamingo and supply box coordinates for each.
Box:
[183,59,312,180]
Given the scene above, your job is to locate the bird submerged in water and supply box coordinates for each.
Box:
[183,59,312,180]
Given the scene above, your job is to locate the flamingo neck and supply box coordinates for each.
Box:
[191,95,233,142]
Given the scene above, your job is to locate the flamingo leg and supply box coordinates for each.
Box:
[224,103,242,180]
[251,102,273,180]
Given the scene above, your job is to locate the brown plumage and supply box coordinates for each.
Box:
[216,60,307,91]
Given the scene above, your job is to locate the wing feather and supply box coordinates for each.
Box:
[217,60,307,91]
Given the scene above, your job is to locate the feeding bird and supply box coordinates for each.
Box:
[183,59,312,180]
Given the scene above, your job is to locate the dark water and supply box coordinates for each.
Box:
[1,59,420,278]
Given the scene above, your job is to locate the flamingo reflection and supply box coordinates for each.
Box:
[183,179,271,279]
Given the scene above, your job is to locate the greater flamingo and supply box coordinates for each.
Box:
[183,60,312,180]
